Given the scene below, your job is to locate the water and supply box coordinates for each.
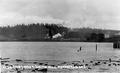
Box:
[0,42,120,61]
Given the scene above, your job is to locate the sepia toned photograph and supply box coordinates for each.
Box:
[0,0,120,73]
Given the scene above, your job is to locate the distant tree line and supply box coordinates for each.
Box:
[86,33,105,42]
[63,28,105,42]
[0,23,119,42]
[0,23,68,41]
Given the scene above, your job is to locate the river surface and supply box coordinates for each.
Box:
[0,42,120,61]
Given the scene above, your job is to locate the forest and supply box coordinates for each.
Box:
[0,23,120,42]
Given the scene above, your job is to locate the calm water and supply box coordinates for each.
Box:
[0,42,120,61]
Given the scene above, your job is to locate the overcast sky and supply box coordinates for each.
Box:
[0,0,120,30]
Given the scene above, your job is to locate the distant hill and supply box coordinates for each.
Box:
[64,28,120,42]
[0,23,120,42]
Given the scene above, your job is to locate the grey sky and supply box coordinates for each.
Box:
[0,0,120,30]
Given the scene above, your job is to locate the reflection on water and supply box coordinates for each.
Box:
[0,42,120,61]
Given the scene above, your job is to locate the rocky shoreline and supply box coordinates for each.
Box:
[1,58,120,73]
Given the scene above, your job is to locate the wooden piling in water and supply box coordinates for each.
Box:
[113,41,120,48]
[96,44,97,52]
[80,46,82,51]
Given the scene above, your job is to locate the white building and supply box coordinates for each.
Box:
[52,33,62,39]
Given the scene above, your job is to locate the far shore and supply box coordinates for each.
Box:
[0,40,114,43]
